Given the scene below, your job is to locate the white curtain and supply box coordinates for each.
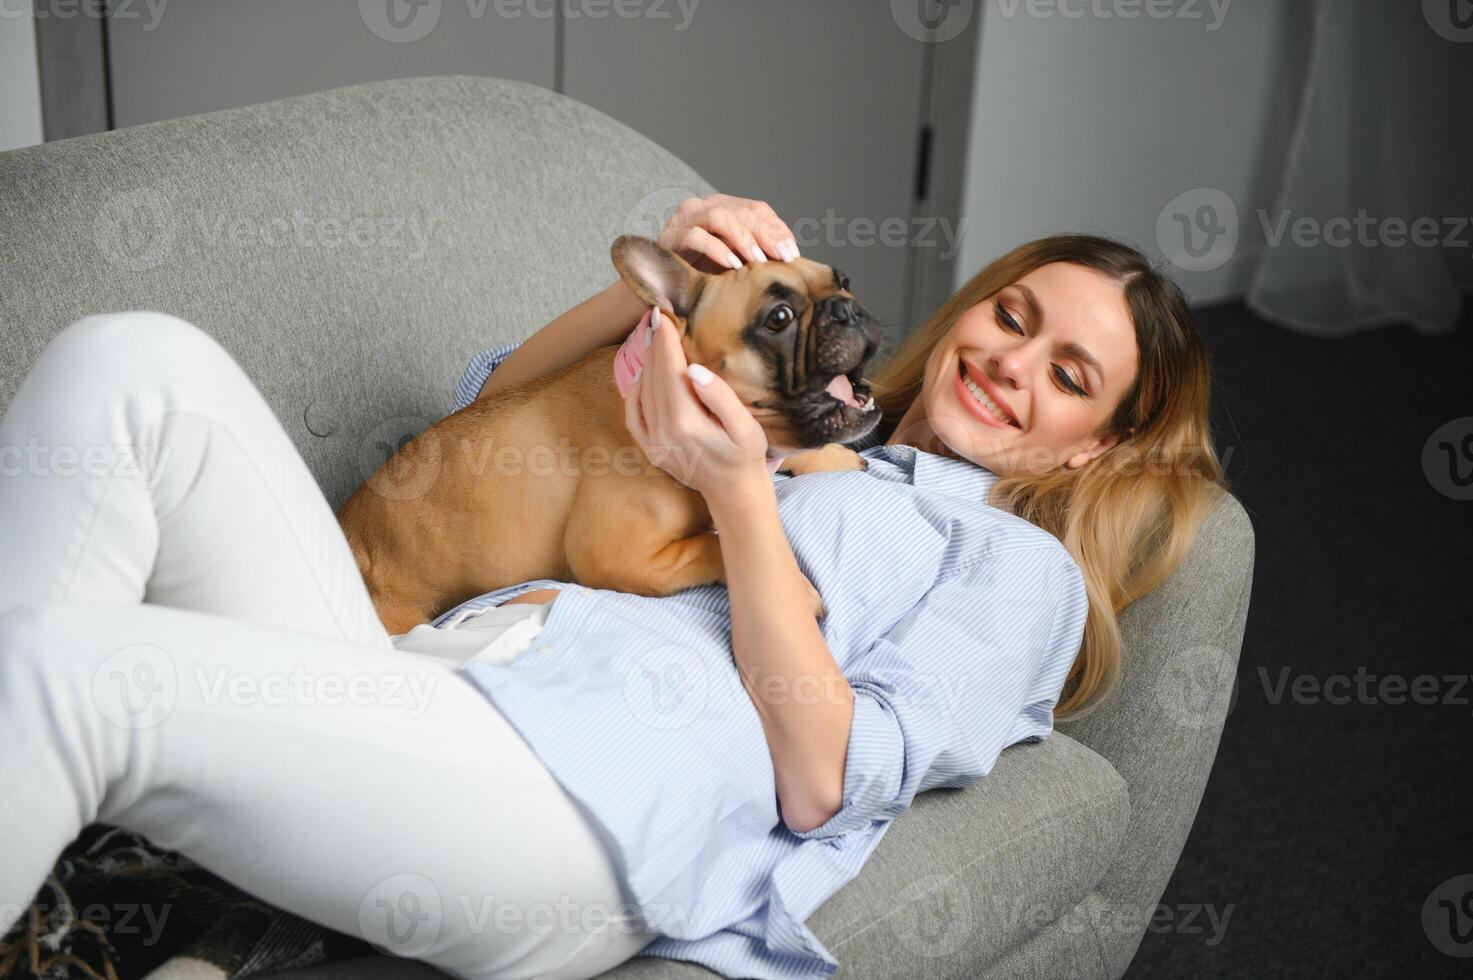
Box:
[1245,0,1473,336]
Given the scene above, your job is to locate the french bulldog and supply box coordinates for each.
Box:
[336,235,883,634]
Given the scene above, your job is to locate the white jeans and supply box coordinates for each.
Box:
[0,312,655,979]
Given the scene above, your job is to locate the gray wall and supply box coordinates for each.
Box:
[955,0,1309,305]
[106,0,554,126]
[94,1,938,340]
[0,1,42,152]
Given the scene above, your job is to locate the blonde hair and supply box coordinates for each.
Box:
[867,235,1227,720]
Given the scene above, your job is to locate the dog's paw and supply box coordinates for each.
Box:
[802,574,828,621]
[778,443,867,477]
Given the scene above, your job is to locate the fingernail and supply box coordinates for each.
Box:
[726,253,743,270]
[687,363,714,386]
[782,240,799,260]
[749,245,766,264]
[632,365,642,382]
[645,308,658,347]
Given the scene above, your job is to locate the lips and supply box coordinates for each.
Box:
[957,360,1020,429]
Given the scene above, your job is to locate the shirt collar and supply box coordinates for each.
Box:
[855,435,999,500]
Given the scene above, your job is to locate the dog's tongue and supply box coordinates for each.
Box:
[824,373,866,408]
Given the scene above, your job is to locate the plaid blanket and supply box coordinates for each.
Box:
[1,826,372,980]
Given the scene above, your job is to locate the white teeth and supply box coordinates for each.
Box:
[961,368,1012,426]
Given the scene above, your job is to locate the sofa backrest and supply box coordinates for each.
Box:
[0,75,715,509]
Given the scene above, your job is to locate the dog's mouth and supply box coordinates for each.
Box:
[770,364,881,448]
[817,370,874,414]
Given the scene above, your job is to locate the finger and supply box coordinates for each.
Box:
[748,199,801,262]
[700,203,773,266]
[640,309,670,437]
[646,307,687,424]
[670,225,743,272]
[623,372,649,446]
[649,308,724,462]
[686,362,765,449]
[708,194,796,262]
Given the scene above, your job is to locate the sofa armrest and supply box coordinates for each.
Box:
[806,732,1130,975]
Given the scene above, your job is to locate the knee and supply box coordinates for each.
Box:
[59,311,203,349]
[50,312,228,377]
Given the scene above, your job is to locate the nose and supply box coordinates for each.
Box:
[991,345,1027,388]
[820,295,856,326]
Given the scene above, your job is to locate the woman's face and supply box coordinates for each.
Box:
[892,262,1140,476]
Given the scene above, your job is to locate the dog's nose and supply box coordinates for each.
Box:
[822,296,856,326]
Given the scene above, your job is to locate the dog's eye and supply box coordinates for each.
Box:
[767,305,795,330]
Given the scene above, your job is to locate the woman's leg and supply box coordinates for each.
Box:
[0,600,655,980]
[0,313,654,976]
[0,311,388,646]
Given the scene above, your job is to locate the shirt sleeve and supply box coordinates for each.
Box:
[451,340,525,413]
[789,543,1089,841]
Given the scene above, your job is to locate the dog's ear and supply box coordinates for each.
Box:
[611,236,706,320]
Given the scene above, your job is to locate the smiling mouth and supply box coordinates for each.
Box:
[958,361,1020,428]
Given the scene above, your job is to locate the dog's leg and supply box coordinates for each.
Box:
[564,477,826,619]
[563,475,724,597]
[776,443,869,477]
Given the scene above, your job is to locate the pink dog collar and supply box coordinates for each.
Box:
[611,307,651,400]
[613,308,785,476]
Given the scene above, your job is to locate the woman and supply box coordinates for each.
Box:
[0,194,1224,980]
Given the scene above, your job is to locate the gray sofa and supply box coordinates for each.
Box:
[0,76,1254,979]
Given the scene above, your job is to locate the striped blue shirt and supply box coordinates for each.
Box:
[438,342,1088,979]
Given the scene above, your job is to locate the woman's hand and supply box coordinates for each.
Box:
[622,306,772,505]
[658,193,801,274]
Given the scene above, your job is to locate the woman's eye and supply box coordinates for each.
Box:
[1053,364,1087,397]
[995,301,1024,335]
[767,305,795,329]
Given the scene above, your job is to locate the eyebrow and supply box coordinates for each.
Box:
[765,281,800,304]
[1014,282,1106,388]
